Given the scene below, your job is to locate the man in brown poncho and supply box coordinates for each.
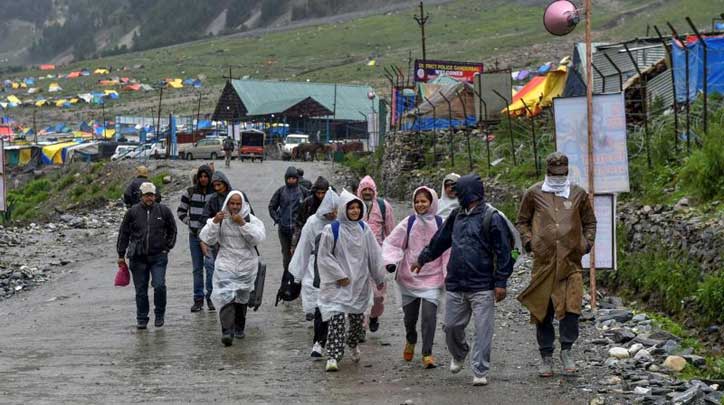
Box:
[516,152,596,377]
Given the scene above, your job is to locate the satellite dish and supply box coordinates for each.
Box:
[543,0,580,36]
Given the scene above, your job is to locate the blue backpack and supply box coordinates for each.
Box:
[404,214,443,249]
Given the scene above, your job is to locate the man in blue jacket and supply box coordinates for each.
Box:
[414,173,513,386]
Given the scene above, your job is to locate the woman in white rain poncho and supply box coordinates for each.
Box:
[199,190,265,347]
[437,173,460,220]
[289,188,339,359]
[316,190,386,372]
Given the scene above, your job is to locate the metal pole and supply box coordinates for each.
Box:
[624,43,652,168]
[439,91,454,167]
[584,0,597,310]
[156,86,164,147]
[194,91,202,143]
[472,86,492,172]
[654,25,679,150]
[413,1,429,64]
[668,22,691,153]
[686,17,708,135]
[457,90,473,172]
[520,99,539,176]
[424,96,437,165]
[492,89,517,166]
[33,108,38,144]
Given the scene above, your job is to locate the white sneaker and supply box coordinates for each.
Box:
[450,358,463,374]
[311,342,323,359]
[473,376,488,386]
[325,359,339,372]
[351,346,361,363]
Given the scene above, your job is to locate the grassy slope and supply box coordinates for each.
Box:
[3,0,721,124]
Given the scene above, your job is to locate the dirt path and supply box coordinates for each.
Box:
[0,160,603,404]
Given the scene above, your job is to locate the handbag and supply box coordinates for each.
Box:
[114,262,130,287]
[248,249,266,312]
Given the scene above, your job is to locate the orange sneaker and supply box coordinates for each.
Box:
[422,355,437,369]
[403,342,415,361]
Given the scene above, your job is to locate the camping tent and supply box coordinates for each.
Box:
[41,141,78,165]
[40,64,55,71]
[672,35,724,102]
[506,66,568,116]
[48,82,62,92]
[94,68,110,75]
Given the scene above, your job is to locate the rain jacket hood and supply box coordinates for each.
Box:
[357,175,378,199]
[195,165,213,191]
[221,190,251,219]
[315,188,339,219]
[356,175,395,246]
[311,176,331,193]
[456,174,485,208]
[413,186,439,219]
[211,170,232,194]
[437,173,461,219]
[315,189,385,321]
[285,166,299,181]
[340,190,366,223]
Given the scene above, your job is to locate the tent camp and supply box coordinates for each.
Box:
[94,68,110,75]
[403,79,477,130]
[3,145,41,167]
[65,142,100,162]
[40,64,55,71]
[506,66,568,117]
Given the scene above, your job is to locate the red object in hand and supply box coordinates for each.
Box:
[114,262,130,287]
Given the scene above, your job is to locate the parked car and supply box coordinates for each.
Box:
[178,137,227,160]
[239,129,265,162]
[111,145,138,161]
[282,134,309,154]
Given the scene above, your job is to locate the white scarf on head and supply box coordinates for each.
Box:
[542,175,571,199]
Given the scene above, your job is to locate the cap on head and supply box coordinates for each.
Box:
[136,165,149,177]
[546,152,569,175]
[139,182,156,195]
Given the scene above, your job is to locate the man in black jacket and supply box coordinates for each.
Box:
[123,166,161,208]
[292,176,330,246]
[414,174,513,386]
[269,166,309,300]
[117,182,177,329]
[177,165,215,312]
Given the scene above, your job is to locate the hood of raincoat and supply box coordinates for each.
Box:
[194,164,213,190]
[211,170,232,195]
[285,166,299,180]
[221,190,250,218]
[413,186,439,219]
[311,176,330,193]
[438,173,460,218]
[339,189,366,223]
[315,188,339,219]
[456,174,485,208]
[357,175,378,199]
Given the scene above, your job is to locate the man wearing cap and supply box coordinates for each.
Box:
[516,152,597,377]
[117,182,177,329]
[123,165,161,208]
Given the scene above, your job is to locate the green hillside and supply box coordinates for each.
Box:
[2,0,720,126]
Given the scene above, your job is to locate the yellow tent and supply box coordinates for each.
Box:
[103,128,116,139]
[506,66,568,117]
[19,148,34,165]
[103,90,119,97]
[48,82,62,92]
[167,79,183,89]
[35,100,47,107]
[94,68,110,75]
[7,95,21,104]
[70,97,80,104]
[11,82,19,89]
[41,141,77,165]
[55,99,67,107]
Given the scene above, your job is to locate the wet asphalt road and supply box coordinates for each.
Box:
[0,160,588,404]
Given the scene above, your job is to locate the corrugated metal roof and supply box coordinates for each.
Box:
[230,79,375,121]
[648,70,674,108]
[585,39,668,94]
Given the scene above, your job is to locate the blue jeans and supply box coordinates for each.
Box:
[190,232,213,301]
[129,254,169,323]
[202,244,218,297]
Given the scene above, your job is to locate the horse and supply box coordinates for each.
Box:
[292,143,323,161]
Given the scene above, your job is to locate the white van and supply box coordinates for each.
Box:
[283,134,309,154]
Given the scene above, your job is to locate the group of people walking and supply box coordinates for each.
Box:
[116,151,596,385]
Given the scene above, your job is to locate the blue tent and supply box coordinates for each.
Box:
[672,36,724,102]
[193,79,202,88]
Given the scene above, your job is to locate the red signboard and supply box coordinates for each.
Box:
[414,59,484,83]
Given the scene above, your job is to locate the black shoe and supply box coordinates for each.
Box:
[234,329,246,339]
[190,300,203,313]
[154,317,164,327]
[207,299,216,311]
[222,333,233,346]
[369,317,380,332]
[137,321,148,330]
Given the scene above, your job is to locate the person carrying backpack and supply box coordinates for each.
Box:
[316,190,386,372]
[223,137,235,168]
[289,188,339,359]
[413,173,513,386]
[357,175,395,333]
[382,186,447,369]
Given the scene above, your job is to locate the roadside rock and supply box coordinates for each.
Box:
[608,347,630,359]
[663,356,687,372]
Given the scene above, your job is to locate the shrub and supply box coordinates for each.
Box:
[697,273,724,324]
[678,126,724,202]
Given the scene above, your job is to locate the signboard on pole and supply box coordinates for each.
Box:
[0,139,6,212]
[414,59,484,84]
[553,93,630,193]
[582,194,616,270]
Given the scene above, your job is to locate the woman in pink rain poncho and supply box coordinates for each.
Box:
[382,186,447,369]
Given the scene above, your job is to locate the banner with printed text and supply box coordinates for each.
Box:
[414,59,484,84]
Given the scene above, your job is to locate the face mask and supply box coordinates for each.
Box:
[546,175,568,186]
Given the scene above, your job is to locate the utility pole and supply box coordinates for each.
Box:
[413,2,429,64]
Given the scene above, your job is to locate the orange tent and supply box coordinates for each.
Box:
[99,80,118,86]
[67,71,81,78]
[40,64,56,71]
[123,83,141,91]
[505,66,568,117]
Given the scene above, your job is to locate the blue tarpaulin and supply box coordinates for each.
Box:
[401,116,477,131]
[672,36,724,103]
